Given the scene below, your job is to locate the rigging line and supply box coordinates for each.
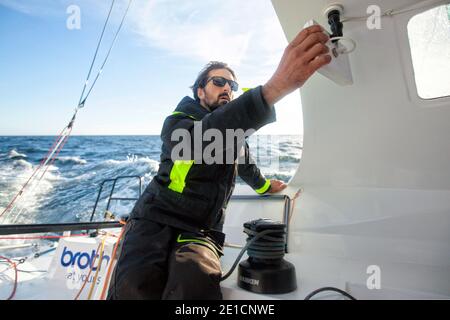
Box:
[0,126,69,221]
[1,2,132,224]
[78,0,133,108]
[5,127,71,223]
[0,255,17,300]
[60,0,131,134]
[64,0,131,146]
[37,127,73,182]
[10,127,73,224]
[77,0,116,108]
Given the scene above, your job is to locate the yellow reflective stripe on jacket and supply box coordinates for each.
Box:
[176,234,211,247]
[168,160,195,193]
[172,111,197,120]
[255,179,271,194]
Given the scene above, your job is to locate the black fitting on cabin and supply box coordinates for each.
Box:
[327,9,343,42]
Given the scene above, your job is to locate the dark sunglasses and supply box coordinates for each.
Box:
[205,76,239,92]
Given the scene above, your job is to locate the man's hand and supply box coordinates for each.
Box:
[262,25,331,106]
[268,179,287,194]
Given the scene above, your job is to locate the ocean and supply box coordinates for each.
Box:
[0,135,302,225]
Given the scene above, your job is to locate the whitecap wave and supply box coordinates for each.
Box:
[71,171,97,181]
[12,159,33,170]
[56,156,87,165]
[8,149,27,159]
[104,155,159,171]
[0,160,61,224]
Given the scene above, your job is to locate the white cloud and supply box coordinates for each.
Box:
[1,0,286,63]
[126,0,287,71]
[0,0,287,77]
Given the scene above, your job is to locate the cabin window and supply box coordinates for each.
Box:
[407,4,450,99]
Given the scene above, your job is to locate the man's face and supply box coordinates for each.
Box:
[197,68,236,111]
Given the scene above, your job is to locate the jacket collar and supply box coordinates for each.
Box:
[174,96,210,120]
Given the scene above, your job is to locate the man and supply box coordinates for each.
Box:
[107,25,331,300]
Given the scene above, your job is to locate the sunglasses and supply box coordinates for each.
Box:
[205,76,239,92]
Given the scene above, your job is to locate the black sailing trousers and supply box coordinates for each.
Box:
[107,218,224,300]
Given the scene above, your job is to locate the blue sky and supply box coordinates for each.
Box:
[0,0,303,135]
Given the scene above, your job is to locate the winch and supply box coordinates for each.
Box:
[237,218,297,294]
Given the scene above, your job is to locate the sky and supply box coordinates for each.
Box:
[0,0,304,135]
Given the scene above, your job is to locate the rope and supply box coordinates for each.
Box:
[79,0,133,108]
[8,127,73,224]
[0,127,68,222]
[0,223,124,300]
[220,229,283,282]
[77,0,116,109]
[244,227,286,260]
[99,220,126,300]
[73,241,103,300]
[74,224,125,300]
[220,192,303,282]
[87,236,107,300]
[0,0,132,224]
[288,188,302,223]
[0,255,18,300]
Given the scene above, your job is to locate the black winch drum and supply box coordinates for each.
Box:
[237,218,297,294]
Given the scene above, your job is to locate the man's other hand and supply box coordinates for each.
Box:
[262,25,332,106]
[268,179,287,194]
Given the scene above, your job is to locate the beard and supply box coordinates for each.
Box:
[207,94,230,111]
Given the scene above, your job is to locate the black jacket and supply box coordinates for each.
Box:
[131,86,276,232]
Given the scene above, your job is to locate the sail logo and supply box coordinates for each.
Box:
[60,246,110,271]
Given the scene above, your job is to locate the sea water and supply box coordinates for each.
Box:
[0,135,302,225]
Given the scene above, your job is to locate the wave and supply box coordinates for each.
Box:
[0,136,302,227]
[8,149,27,160]
[56,156,87,165]
[0,160,61,224]
[11,159,33,170]
[103,155,159,170]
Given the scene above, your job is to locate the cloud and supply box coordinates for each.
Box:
[0,0,288,78]
[126,0,287,75]
[130,1,239,65]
